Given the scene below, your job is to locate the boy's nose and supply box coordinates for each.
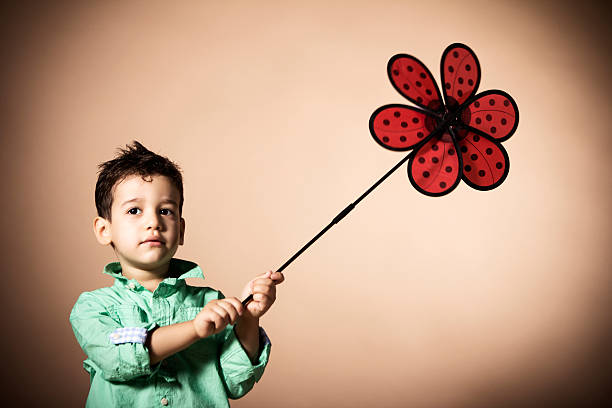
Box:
[146,214,162,230]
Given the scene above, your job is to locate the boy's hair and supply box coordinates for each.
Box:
[95,141,184,222]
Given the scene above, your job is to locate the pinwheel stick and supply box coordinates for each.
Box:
[241,123,448,306]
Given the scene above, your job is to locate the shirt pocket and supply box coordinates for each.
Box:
[108,304,150,327]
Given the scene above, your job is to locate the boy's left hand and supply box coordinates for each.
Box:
[240,271,284,319]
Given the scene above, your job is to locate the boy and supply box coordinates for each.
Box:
[70,141,284,407]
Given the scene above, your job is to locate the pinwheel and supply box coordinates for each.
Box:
[369,43,519,196]
[243,43,518,305]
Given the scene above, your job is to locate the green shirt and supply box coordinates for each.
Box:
[69,258,271,407]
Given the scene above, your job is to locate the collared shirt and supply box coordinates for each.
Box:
[69,258,271,408]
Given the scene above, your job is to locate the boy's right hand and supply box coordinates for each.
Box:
[192,297,244,338]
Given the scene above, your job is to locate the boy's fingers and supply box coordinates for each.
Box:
[217,301,239,324]
[210,304,230,323]
[271,272,284,284]
[209,310,226,329]
[223,297,244,316]
[252,284,274,296]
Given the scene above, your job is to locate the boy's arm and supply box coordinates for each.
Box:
[234,271,284,362]
[234,316,260,362]
[70,293,158,382]
[148,297,245,365]
[217,271,282,399]
[146,320,199,365]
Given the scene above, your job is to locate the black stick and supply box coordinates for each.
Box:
[241,123,446,306]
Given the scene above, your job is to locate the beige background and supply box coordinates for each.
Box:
[2,1,611,406]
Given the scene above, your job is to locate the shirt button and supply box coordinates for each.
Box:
[127,282,136,290]
[160,397,169,406]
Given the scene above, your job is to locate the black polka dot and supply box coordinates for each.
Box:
[503,100,509,107]
[468,79,474,86]
[445,83,451,89]
[432,144,439,151]
[423,171,430,178]
[417,131,424,138]
[403,83,410,90]
[470,154,478,161]
[486,148,493,155]
[417,97,423,103]
[432,157,439,163]
[416,81,422,87]
[420,72,426,79]
[458,77,464,84]
[486,114,492,121]
[496,162,503,169]
[501,118,507,125]
[465,64,471,71]
[461,146,468,153]
[383,119,390,126]
[394,111,401,117]
[474,101,480,108]
[440,182,447,188]
[401,122,407,128]
[426,89,432,95]
[383,137,389,143]
[464,165,472,171]
[457,90,463,97]
[418,157,425,164]
[448,66,454,73]
[407,65,414,72]
[393,69,399,76]
[490,127,497,134]
[445,166,452,173]
[473,135,480,142]
[400,136,406,142]
[489,99,495,106]
[412,117,419,124]
[475,118,482,125]
[453,51,459,58]
[448,149,455,155]
[479,170,485,177]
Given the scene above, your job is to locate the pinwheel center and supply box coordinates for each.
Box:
[440,98,471,141]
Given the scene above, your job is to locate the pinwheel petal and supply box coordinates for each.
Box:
[463,90,519,142]
[369,104,434,151]
[388,54,443,112]
[408,133,462,196]
[441,43,480,107]
[459,131,509,190]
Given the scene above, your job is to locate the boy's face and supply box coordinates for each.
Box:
[94,174,185,272]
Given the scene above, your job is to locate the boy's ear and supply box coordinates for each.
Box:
[179,217,185,246]
[93,216,113,246]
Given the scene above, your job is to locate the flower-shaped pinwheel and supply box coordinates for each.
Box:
[369,43,519,196]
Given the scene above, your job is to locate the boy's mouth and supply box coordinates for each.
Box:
[141,238,165,245]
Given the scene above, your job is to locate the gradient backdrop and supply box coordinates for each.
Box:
[2,1,611,407]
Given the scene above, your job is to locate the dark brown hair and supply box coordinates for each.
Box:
[95,141,184,222]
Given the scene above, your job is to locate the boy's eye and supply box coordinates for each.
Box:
[160,208,174,216]
[128,208,141,215]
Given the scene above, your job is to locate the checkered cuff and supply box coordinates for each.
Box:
[109,327,148,345]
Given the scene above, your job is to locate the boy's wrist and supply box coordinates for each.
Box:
[236,314,259,329]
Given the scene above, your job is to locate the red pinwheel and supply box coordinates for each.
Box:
[243,43,519,306]
[369,43,519,196]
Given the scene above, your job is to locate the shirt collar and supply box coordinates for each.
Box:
[103,258,204,287]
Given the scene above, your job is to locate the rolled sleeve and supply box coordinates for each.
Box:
[69,293,157,382]
[219,326,271,399]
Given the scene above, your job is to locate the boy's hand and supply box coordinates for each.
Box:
[192,297,244,339]
[241,271,285,319]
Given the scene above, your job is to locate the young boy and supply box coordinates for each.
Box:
[70,141,284,407]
